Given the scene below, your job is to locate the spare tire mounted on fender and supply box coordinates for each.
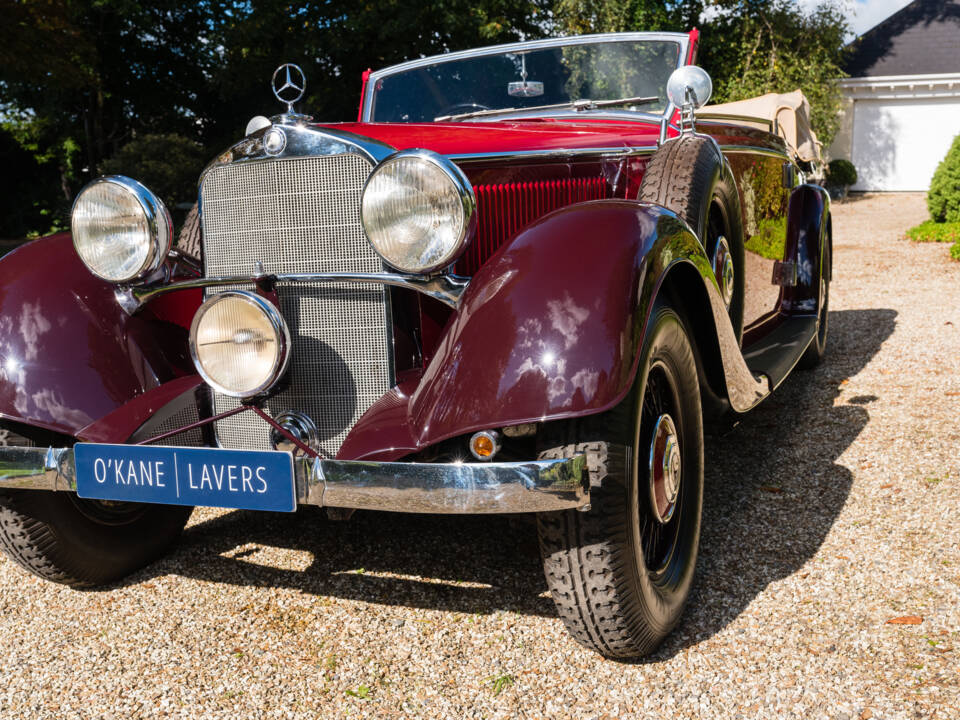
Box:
[639,136,745,342]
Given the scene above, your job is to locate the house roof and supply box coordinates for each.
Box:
[844,0,960,77]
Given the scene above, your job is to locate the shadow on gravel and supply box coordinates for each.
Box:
[131,308,897,650]
[650,307,897,661]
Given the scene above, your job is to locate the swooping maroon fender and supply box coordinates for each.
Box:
[340,200,767,461]
[0,233,199,439]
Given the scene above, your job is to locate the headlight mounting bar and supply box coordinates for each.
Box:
[115,270,470,315]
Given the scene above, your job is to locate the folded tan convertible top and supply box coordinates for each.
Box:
[703,90,822,165]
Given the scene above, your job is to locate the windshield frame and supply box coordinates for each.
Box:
[360,32,692,123]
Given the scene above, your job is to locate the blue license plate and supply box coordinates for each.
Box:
[74,443,296,512]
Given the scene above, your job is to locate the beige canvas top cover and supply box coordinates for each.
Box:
[703,90,822,164]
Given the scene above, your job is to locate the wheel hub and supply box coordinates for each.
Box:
[711,236,735,309]
[649,413,681,524]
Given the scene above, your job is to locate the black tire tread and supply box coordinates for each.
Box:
[0,495,91,586]
[537,434,662,657]
[0,490,191,588]
[638,136,718,232]
[536,306,704,659]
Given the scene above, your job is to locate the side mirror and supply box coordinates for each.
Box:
[666,66,713,109]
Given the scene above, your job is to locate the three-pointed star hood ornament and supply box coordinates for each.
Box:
[271,63,306,114]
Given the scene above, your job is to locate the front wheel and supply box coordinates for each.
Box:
[536,304,704,658]
[0,490,192,587]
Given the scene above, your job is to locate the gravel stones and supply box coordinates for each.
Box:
[0,193,957,718]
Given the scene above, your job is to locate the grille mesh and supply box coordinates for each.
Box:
[200,154,391,457]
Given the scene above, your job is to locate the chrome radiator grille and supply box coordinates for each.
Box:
[200,154,392,457]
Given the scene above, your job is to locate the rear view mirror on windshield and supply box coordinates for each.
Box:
[508,80,544,97]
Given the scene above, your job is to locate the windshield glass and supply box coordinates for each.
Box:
[369,39,683,123]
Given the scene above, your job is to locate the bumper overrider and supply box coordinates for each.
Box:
[0,446,589,514]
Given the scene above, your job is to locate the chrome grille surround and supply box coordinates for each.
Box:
[200,152,392,457]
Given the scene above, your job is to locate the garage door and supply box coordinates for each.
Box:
[851,97,960,191]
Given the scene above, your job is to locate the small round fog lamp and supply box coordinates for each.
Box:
[469,430,501,461]
[190,291,291,398]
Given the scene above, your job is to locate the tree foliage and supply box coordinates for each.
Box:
[0,0,550,238]
[1,0,849,239]
[100,133,206,214]
[700,1,849,147]
[555,0,850,147]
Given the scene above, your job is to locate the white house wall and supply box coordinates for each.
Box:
[829,73,960,192]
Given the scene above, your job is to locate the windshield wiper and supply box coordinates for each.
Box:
[434,95,661,122]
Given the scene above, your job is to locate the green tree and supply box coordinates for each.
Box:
[701,1,849,146]
[0,0,550,238]
[553,0,850,147]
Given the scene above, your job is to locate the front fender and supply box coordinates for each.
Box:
[342,200,768,460]
[0,233,199,439]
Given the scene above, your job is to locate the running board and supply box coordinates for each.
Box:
[742,316,818,390]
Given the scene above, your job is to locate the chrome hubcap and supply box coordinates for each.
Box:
[649,413,681,524]
[712,236,735,309]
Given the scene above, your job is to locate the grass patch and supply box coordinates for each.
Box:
[345,684,371,700]
[487,672,515,696]
[951,242,960,262]
[905,220,960,243]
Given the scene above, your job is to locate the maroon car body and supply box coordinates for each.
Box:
[0,31,831,658]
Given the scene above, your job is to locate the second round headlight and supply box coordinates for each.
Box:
[360,150,476,274]
[190,291,290,398]
[70,175,171,283]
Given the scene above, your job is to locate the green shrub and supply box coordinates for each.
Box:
[905,220,960,243]
[929,134,960,223]
[827,158,858,188]
[951,241,960,261]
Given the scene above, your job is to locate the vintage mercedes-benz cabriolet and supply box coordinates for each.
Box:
[0,31,830,658]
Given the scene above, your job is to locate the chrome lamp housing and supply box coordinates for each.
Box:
[189,290,292,399]
[360,149,477,274]
[70,175,172,283]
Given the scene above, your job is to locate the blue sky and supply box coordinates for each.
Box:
[802,0,915,38]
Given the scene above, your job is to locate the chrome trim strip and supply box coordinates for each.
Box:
[363,32,690,121]
[199,119,397,187]
[696,112,774,130]
[717,144,791,160]
[0,446,75,492]
[448,144,659,164]
[0,447,589,514]
[117,271,470,314]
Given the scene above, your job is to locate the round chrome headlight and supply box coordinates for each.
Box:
[360,149,476,274]
[70,175,172,283]
[190,291,291,398]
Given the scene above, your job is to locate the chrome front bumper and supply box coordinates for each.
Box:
[0,446,589,514]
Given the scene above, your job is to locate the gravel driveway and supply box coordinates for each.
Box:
[1,193,958,719]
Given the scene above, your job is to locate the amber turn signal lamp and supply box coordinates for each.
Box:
[469,431,501,461]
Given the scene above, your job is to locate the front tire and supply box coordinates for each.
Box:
[0,490,191,587]
[536,304,704,658]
